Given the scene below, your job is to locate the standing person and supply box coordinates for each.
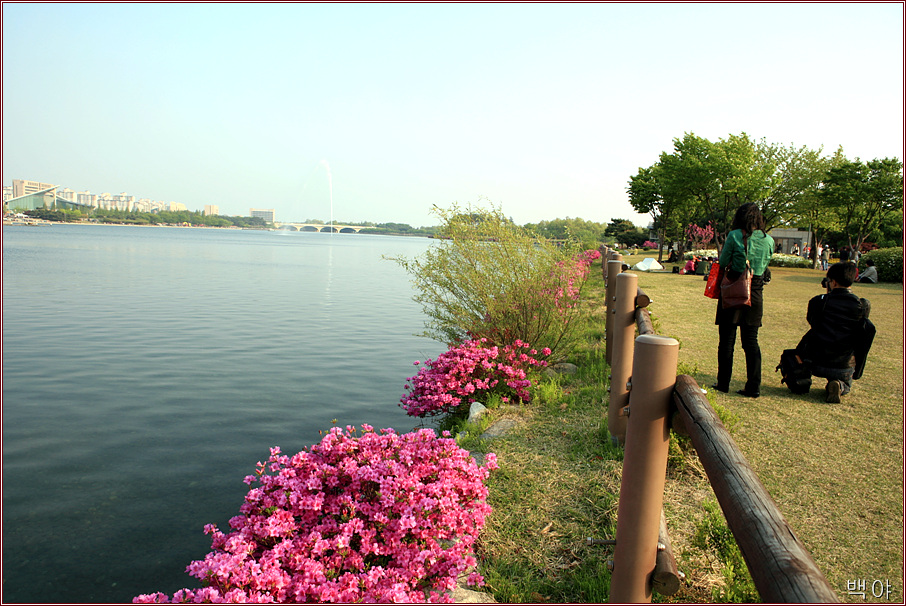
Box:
[820,246,830,271]
[712,203,775,398]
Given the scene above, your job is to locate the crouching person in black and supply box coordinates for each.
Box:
[796,262,875,403]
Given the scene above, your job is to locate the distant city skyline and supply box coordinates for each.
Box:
[3,4,902,227]
[3,178,426,224]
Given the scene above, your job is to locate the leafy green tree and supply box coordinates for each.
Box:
[628,165,677,260]
[604,219,647,247]
[658,132,776,249]
[526,217,606,249]
[777,145,846,267]
[822,157,904,253]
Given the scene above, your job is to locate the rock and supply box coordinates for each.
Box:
[453,585,496,603]
[552,362,578,374]
[480,418,518,440]
[467,402,488,424]
[543,362,579,378]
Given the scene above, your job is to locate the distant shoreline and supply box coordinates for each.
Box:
[3,219,434,237]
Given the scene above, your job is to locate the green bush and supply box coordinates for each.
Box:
[858,247,903,283]
[390,202,587,359]
[769,253,811,268]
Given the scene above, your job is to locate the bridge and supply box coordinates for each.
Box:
[273,222,370,233]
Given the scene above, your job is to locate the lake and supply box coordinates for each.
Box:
[1,224,445,603]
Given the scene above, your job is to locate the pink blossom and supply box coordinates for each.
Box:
[400,339,549,417]
[134,426,494,604]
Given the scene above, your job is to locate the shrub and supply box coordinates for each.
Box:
[768,253,812,268]
[685,249,717,260]
[401,339,549,418]
[390,202,591,359]
[858,247,903,282]
[134,425,497,604]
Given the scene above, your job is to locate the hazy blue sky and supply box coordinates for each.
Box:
[3,3,903,227]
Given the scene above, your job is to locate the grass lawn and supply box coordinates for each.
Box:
[625,254,904,602]
[473,255,903,603]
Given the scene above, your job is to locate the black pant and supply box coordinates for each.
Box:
[717,323,761,393]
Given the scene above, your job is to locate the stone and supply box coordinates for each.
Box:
[453,585,496,603]
[480,418,518,440]
[552,362,578,374]
[467,401,488,424]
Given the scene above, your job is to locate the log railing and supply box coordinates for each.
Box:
[598,245,839,603]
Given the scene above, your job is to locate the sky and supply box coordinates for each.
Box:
[3,3,903,228]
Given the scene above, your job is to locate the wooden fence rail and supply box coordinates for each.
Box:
[599,246,839,603]
[672,375,839,603]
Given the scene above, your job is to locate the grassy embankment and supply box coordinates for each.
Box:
[464,255,903,603]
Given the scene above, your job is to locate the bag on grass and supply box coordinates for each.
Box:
[775,349,812,394]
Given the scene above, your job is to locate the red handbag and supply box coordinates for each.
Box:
[704,263,722,299]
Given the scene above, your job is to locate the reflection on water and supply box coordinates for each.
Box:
[2,225,443,603]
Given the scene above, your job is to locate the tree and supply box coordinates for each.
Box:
[780,145,846,268]
[821,157,904,254]
[659,132,777,250]
[526,218,606,250]
[604,219,647,247]
[628,166,668,260]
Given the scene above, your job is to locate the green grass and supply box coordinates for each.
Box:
[472,255,903,603]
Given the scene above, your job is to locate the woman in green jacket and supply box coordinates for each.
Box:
[713,203,775,398]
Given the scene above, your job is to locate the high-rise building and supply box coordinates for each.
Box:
[250,208,275,222]
[13,179,56,198]
[203,204,220,216]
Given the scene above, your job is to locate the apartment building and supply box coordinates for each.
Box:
[250,208,275,222]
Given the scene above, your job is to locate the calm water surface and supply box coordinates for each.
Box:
[2,225,444,603]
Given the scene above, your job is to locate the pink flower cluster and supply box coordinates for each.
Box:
[134,425,498,604]
[401,339,550,417]
[685,222,715,248]
[575,249,602,264]
[548,250,598,311]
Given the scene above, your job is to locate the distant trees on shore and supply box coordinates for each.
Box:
[21,208,268,228]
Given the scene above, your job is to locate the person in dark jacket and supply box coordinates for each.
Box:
[796,262,873,403]
[712,203,775,398]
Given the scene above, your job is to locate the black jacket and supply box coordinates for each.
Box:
[797,288,874,377]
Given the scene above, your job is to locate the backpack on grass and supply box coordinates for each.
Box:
[776,349,812,394]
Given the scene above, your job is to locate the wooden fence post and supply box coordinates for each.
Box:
[607,272,638,446]
[609,335,679,603]
[604,256,623,366]
[601,245,610,279]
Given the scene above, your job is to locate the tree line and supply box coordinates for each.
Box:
[22,208,268,229]
[627,132,903,262]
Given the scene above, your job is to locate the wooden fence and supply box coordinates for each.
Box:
[600,247,839,603]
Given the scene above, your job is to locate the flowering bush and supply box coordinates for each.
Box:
[684,249,717,260]
[768,253,812,268]
[575,249,601,264]
[390,202,593,360]
[401,339,550,418]
[134,425,497,604]
[685,222,715,250]
[642,240,658,250]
